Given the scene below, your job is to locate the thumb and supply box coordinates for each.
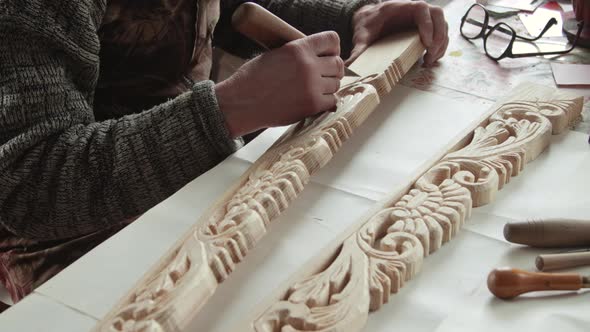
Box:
[345,43,368,66]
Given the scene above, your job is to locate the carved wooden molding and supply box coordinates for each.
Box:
[232,83,583,332]
[94,32,425,332]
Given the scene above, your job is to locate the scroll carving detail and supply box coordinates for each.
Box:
[251,87,583,332]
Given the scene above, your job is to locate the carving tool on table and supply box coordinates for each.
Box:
[536,249,590,271]
[232,2,360,77]
[503,218,590,248]
[487,267,590,300]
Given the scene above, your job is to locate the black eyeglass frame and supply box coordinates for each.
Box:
[460,3,584,61]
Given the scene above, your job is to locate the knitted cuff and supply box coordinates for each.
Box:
[191,80,239,157]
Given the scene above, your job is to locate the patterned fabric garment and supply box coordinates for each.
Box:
[0,221,133,305]
[96,0,220,118]
[0,0,219,304]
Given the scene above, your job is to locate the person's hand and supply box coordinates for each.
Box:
[347,0,449,66]
[215,31,345,138]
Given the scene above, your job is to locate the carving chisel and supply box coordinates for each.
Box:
[232,2,360,77]
[487,267,590,300]
[503,218,590,248]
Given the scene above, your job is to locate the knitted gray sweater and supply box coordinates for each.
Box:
[0,0,373,240]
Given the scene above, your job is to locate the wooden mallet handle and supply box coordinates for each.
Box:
[232,2,306,49]
[503,219,590,248]
[487,267,585,300]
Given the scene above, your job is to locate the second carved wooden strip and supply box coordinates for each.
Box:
[235,83,583,332]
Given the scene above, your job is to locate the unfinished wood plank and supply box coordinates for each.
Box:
[343,31,425,96]
[233,83,583,332]
[94,32,424,332]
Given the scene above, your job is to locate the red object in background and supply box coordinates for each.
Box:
[543,1,562,11]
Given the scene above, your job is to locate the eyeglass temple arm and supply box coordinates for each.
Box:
[510,21,584,58]
[465,17,557,41]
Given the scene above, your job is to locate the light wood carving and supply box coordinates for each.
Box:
[233,83,583,332]
[94,31,424,332]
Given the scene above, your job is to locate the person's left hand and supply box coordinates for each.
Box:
[347,0,449,67]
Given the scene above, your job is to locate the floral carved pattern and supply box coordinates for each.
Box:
[252,87,583,332]
[254,177,471,332]
[197,83,378,283]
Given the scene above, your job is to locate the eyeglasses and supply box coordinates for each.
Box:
[460,4,585,61]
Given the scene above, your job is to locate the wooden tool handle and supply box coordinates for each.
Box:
[503,218,590,248]
[487,268,583,300]
[232,2,306,49]
[536,251,590,271]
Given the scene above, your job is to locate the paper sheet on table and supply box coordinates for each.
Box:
[436,296,590,332]
[551,63,590,86]
[0,294,96,332]
[434,252,590,332]
[520,8,564,37]
[476,131,590,220]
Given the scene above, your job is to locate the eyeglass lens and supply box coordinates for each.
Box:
[462,5,487,39]
[485,23,515,60]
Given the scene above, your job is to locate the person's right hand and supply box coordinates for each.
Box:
[215,31,345,138]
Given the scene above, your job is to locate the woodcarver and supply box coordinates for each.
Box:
[0,0,448,306]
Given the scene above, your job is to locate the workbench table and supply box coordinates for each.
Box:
[1,0,589,331]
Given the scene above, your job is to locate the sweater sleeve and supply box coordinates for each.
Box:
[0,0,237,240]
[215,0,381,59]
